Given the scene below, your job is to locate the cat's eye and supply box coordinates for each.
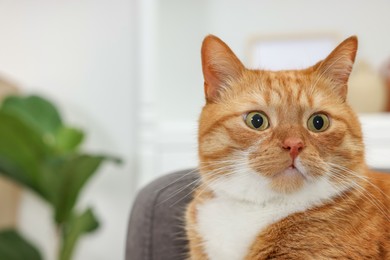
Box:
[307,113,330,132]
[245,112,269,131]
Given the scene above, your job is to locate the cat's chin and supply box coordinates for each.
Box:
[270,167,306,193]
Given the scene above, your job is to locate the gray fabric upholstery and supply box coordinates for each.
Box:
[126,169,198,260]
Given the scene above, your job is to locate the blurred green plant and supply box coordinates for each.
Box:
[0,95,121,260]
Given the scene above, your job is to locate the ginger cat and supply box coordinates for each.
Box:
[185,35,390,259]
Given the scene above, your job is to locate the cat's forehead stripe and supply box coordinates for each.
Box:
[261,81,313,107]
[256,72,313,108]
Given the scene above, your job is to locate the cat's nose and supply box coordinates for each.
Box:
[282,137,304,160]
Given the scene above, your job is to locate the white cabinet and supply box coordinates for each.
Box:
[360,114,390,169]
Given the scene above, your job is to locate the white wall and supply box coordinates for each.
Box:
[0,1,136,259]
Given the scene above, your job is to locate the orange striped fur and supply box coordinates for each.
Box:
[185,35,390,259]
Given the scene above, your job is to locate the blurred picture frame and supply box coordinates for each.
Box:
[247,32,340,70]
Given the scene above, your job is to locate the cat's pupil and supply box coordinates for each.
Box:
[313,115,324,130]
[251,114,263,128]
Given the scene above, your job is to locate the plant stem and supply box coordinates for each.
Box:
[56,225,62,260]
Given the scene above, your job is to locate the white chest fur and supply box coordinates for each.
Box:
[197,196,308,260]
[196,170,344,260]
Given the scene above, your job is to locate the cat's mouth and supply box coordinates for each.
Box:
[284,159,306,177]
[270,166,306,193]
[277,166,305,178]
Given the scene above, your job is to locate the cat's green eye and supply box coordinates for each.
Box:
[307,113,330,132]
[245,112,269,131]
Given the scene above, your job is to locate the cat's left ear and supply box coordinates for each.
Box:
[313,36,358,100]
[201,35,245,102]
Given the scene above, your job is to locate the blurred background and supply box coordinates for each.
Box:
[0,0,390,259]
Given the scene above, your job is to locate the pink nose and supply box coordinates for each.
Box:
[282,137,304,160]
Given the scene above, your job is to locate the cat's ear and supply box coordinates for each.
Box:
[201,35,244,102]
[313,36,358,100]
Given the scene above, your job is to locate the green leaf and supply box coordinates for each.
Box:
[0,229,42,260]
[1,95,63,145]
[60,208,99,260]
[0,112,49,198]
[53,154,106,224]
[0,94,122,260]
[55,127,84,153]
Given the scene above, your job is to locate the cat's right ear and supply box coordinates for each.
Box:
[201,35,244,102]
[312,36,358,100]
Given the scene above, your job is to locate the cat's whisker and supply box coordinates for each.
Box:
[156,168,204,193]
[158,158,249,205]
[191,174,229,202]
[163,161,252,207]
[157,178,202,206]
[168,182,203,208]
[158,157,248,193]
[159,166,235,205]
[329,162,390,200]
[328,169,390,222]
[325,178,364,213]
[167,166,249,207]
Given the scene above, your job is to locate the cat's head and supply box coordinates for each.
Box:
[198,35,365,203]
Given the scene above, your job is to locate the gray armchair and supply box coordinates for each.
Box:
[126,169,198,260]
